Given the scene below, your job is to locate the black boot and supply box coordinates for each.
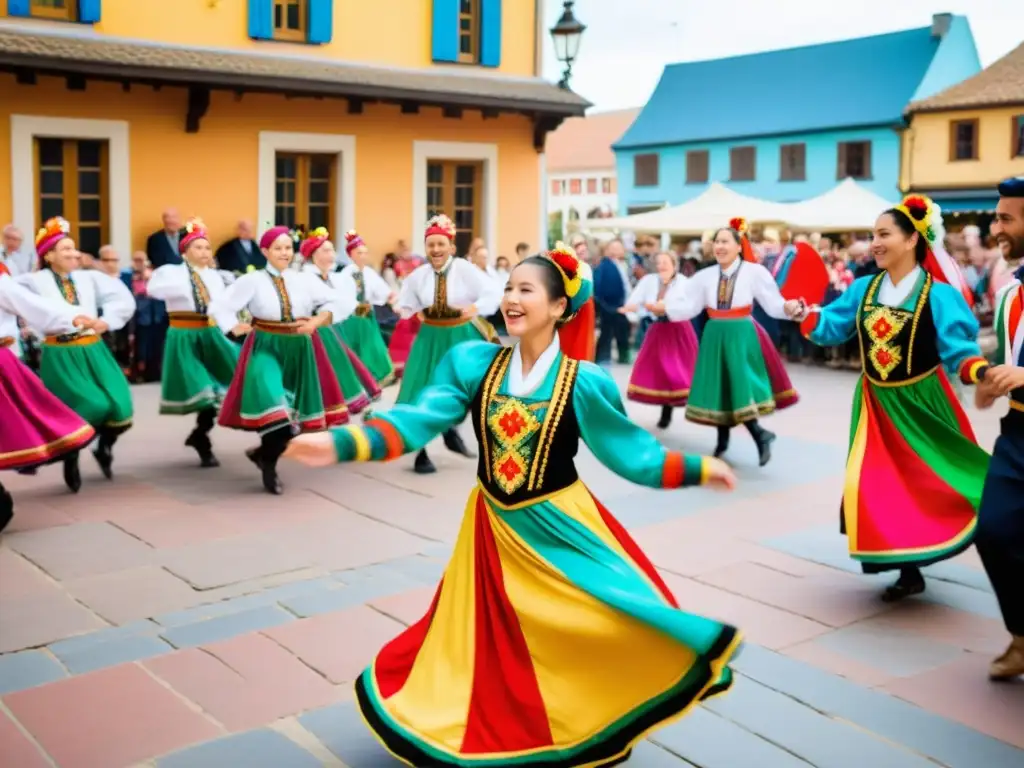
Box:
[252,426,291,495]
[714,426,730,458]
[414,449,437,474]
[63,451,82,493]
[744,420,776,467]
[0,484,13,534]
[882,567,926,602]
[656,406,673,430]
[92,430,117,480]
[185,408,219,468]
[15,466,37,476]
[442,428,475,459]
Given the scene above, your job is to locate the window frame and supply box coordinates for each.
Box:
[273,151,335,232]
[272,0,307,43]
[457,0,481,65]
[425,159,484,256]
[779,143,806,182]
[729,146,756,182]
[948,118,980,162]
[601,177,613,194]
[29,0,76,21]
[33,137,109,257]
[1012,115,1024,158]
[685,150,709,185]
[633,153,660,188]
[586,178,597,195]
[836,140,872,180]
[569,178,582,195]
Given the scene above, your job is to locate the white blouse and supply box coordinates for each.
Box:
[0,274,81,356]
[875,265,922,307]
[210,266,348,334]
[16,268,136,333]
[507,334,562,397]
[665,259,788,322]
[338,264,393,306]
[396,257,502,319]
[626,273,683,322]
[301,265,358,322]
[146,263,230,313]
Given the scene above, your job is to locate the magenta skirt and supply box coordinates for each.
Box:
[0,347,96,470]
[754,321,798,410]
[388,315,421,378]
[627,320,698,406]
[344,344,382,402]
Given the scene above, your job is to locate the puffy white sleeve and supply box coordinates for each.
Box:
[363,267,393,305]
[665,269,708,322]
[145,265,191,303]
[305,273,349,323]
[461,260,502,317]
[89,271,136,332]
[210,272,258,334]
[324,273,357,322]
[0,274,79,334]
[749,262,788,319]
[396,266,430,317]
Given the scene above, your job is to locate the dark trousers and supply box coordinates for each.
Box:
[596,308,630,364]
[976,416,1024,635]
[779,320,808,359]
[134,321,167,382]
[260,425,294,468]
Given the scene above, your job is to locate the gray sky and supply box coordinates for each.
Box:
[540,0,1024,111]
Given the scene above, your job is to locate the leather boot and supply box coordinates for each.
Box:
[656,406,673,430]
[744,420,776,466]
[442,428,475,459]
[92,430,116,480]
[185,408,219,467]
[63,451,82,493]
[414,449,437,474]
[0,485,13,534]
[714,426,730,458]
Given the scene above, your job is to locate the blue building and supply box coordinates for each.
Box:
[613,13,981,214]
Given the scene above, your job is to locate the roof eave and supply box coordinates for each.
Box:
[906,99,1024,116]
[612,120,902,152]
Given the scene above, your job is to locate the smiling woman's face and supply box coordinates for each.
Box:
[501,263,566,339]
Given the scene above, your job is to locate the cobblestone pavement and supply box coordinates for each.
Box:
[1,364,1022,767]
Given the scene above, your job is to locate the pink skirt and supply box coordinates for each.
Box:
[344,343,382,401]
[388,315,421,377]
[627,320,698,406]
[754,321,798,410]
[0,347,96,470]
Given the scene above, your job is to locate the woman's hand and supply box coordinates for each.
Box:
[460,304,478,318]
[618,304,636,314]
[703,457,737,490]
[71,315,96,330]
[984,364,1024,396]
[295,317,320,335]
[282,433,338,467]
[90,319,110,335]
[230,323,251,336]
[646,301,666,316]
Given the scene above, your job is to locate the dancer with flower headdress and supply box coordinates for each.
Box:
[393,214,502,475]
[282,244,741,768]
[338,229,398,387]
[146,218,239,467]
[299,228,381,413]
[796,195,990,601]
[17,217,136,482]
[665,218,803,465]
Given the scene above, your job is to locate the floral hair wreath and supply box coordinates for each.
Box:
[425,213,457,241]
[309,227,330,240]
[545,241,584,300]
[35,216,71,247]
[185,217,207,234]
[728,217,749,236]
[894,194,945,249]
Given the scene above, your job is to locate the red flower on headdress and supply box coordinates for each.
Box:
[901,196,930,221]
[0,262,9,277]
[548,244,579,279]
[729,217,748,234]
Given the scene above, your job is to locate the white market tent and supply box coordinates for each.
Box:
[784,178,897,232]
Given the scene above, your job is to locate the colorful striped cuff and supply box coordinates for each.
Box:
[661,452,707,488]
[958,356,989,385]
[799,311,820,339]
[330,418,407,463]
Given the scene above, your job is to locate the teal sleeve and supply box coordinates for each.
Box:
[929,282,987,384]
[801,277,870,346]
[573,362,707,488]
[330,341,500,462]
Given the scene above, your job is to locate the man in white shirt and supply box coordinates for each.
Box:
[0,224,32,274]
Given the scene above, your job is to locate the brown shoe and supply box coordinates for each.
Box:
[989,636,1024,681]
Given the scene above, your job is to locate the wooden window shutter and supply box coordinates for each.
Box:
[479,0,502,67]
[432,0,460,62]
[862,141,872,177]
[78,0,102,23]
[307,0,333,44]
[248,0,274,40]
[836,143,847,179]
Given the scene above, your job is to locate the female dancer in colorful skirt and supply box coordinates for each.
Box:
[395,214,502,475]
[0,266,97,531]
[558,236,596,361]
[387,314,419,379]
[210,225,348,495]
[621,251,698,429]
[146,218,239,467]
[283,243,740,768]
[18,217,136,481]
[300,229,380,414]
[338,229,398,387]
[798,195,990,601]
[666,218,802,465]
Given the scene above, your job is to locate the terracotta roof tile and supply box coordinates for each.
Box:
[0,25,588,115]
[545,108,640,171]
[909,40,1024,113]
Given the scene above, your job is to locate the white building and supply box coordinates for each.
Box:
[545,108,639,242]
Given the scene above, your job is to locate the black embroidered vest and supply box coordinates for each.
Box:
[422,268,462,321]
[470,347,581,506]
[858,271,940,385]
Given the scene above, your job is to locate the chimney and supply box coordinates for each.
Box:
[931,13,952,38]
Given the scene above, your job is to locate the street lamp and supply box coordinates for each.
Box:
[550,1,586,90]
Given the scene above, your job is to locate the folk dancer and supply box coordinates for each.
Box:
[621,251,698,430]
[211,225,348,495]
[797,196,990,601]
[283,244,740,768]
[18,217,136,482]
[300,229,380,414]
[0,266,97,531]
[338,229,398,387]
[394,214,502,475]
[973,176,1024,679]
[146,218,240,467]
[665,218,801,465]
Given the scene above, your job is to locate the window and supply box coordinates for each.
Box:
[685,150,709,184]
[634,154,659,187]
[779,143,806,181]
[729,146,756,181]
[569,179,582,195]
[458,0,480,64]
[550,179,562,196]
[837,141,871,179]
[601,177,613,194]
[29,0,75,20]
[586,178,597,194]
[1015,115,1024,157]
[34,137,108,258]
[273,0,306,42]
[274,152,334,231]
[426,160,482,256]
[949,119,979,161]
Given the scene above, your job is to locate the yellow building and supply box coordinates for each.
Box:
[901,40,1024,213]
[0,0,586,262]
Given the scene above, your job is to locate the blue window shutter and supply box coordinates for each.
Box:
[7,0,30,18]
[307,0,333,44]
[479,0,501,68]
[248,0,273,41]
[77,0,102,24]
[432,0,458,63]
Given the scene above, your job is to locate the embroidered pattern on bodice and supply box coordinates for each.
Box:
[716,264,741,310]
[52,271,79,306]
[266,271,294,322]
[858,271,937,384]
[187,265,211,314]
[352,270,373,317]
[423,268,462,320]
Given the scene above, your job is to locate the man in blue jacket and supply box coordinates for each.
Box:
[592,238,632,365]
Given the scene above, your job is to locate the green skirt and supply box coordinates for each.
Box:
[159,326,240,415]
[316,326,372,414]
[397,318,493,405]
[40,336,133,432]
[685,317,774,426]
[340,313,396,387]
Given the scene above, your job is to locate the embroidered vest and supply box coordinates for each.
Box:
[187,265,211,314]
[352,270,373,317]
[422,268,462,320]
[857,271,939,385]
[51,270,80,306]
[715,264,741,310]
[265,270,295,322]
[995,283,1024,410]
[470,347,581,506]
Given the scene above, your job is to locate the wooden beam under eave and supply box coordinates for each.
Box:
[442,106,462,119]
[65,74,86,91]
[348,99,363,114]
[532,114,564,152]
[185,85,211,134]
[400,102,420,115]
[14,69,35,86]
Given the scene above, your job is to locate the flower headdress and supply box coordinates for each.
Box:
[344,229,366,254]
[179,217,209,253]
[728,217,757,263]
[424,214,456,242]
[299,227,331,260]
[35,216,72,259]
[893,194,972,305]
[544,241,594,322]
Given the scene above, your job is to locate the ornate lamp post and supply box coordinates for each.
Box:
[550,1,586,90]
